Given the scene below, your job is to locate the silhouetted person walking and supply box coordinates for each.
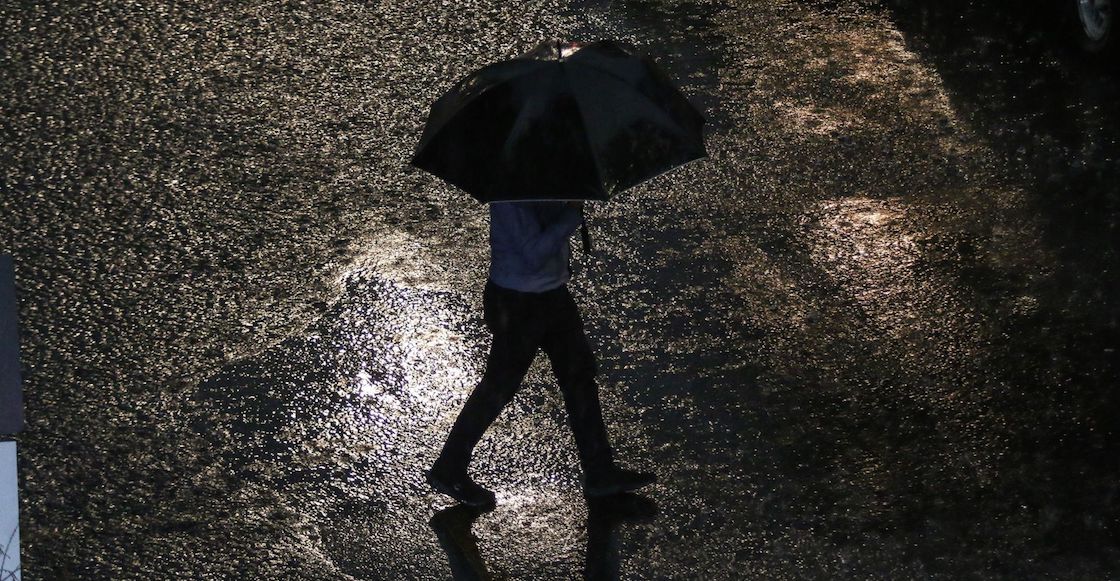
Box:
[427,201,654,508]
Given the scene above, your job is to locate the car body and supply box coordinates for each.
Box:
[1070,0,1115,55]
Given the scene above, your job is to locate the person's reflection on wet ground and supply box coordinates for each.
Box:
[429,505,492,581]
[428,494,658,580]
[584,494,658,580]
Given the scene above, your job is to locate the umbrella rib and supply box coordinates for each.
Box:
[570,61,699,134]
[413,60,552,159]
[572,58,679,109]
[562,60,612,199]
[565,61,706,195]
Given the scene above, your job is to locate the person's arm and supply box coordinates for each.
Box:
[492,203,583,271]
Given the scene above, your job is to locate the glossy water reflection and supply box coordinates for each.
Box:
[429,493,657,581]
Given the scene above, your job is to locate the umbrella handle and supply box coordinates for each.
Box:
[580,206,592,255]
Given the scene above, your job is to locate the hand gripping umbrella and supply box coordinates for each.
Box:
[410,39,707,203]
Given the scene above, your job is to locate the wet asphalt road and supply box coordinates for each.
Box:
[2,0,1119,578]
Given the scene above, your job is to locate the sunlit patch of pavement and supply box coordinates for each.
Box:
[192,263,617,577]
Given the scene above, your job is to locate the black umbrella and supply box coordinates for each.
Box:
[411,39,707,203]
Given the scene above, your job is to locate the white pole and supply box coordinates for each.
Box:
[0,441,18,581]
[1,256,24,580]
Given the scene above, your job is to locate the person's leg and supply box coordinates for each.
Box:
[541,286,657,497]
[540,286,614,477]
[433,282,540,477]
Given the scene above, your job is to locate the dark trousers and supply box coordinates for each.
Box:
[435,280,614,477]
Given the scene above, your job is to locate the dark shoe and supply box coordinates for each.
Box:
[426,468,497,509]
[583,467,657,498]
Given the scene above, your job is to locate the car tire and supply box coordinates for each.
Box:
[1068,0,1115,55]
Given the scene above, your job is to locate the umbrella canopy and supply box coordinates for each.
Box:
[411,39,707,203]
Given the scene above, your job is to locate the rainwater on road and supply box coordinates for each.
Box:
[1,0,1117,578]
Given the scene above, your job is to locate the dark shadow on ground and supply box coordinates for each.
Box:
[880,0,1120,552]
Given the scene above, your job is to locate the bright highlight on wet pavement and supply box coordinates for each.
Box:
[1,0,1118,578]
